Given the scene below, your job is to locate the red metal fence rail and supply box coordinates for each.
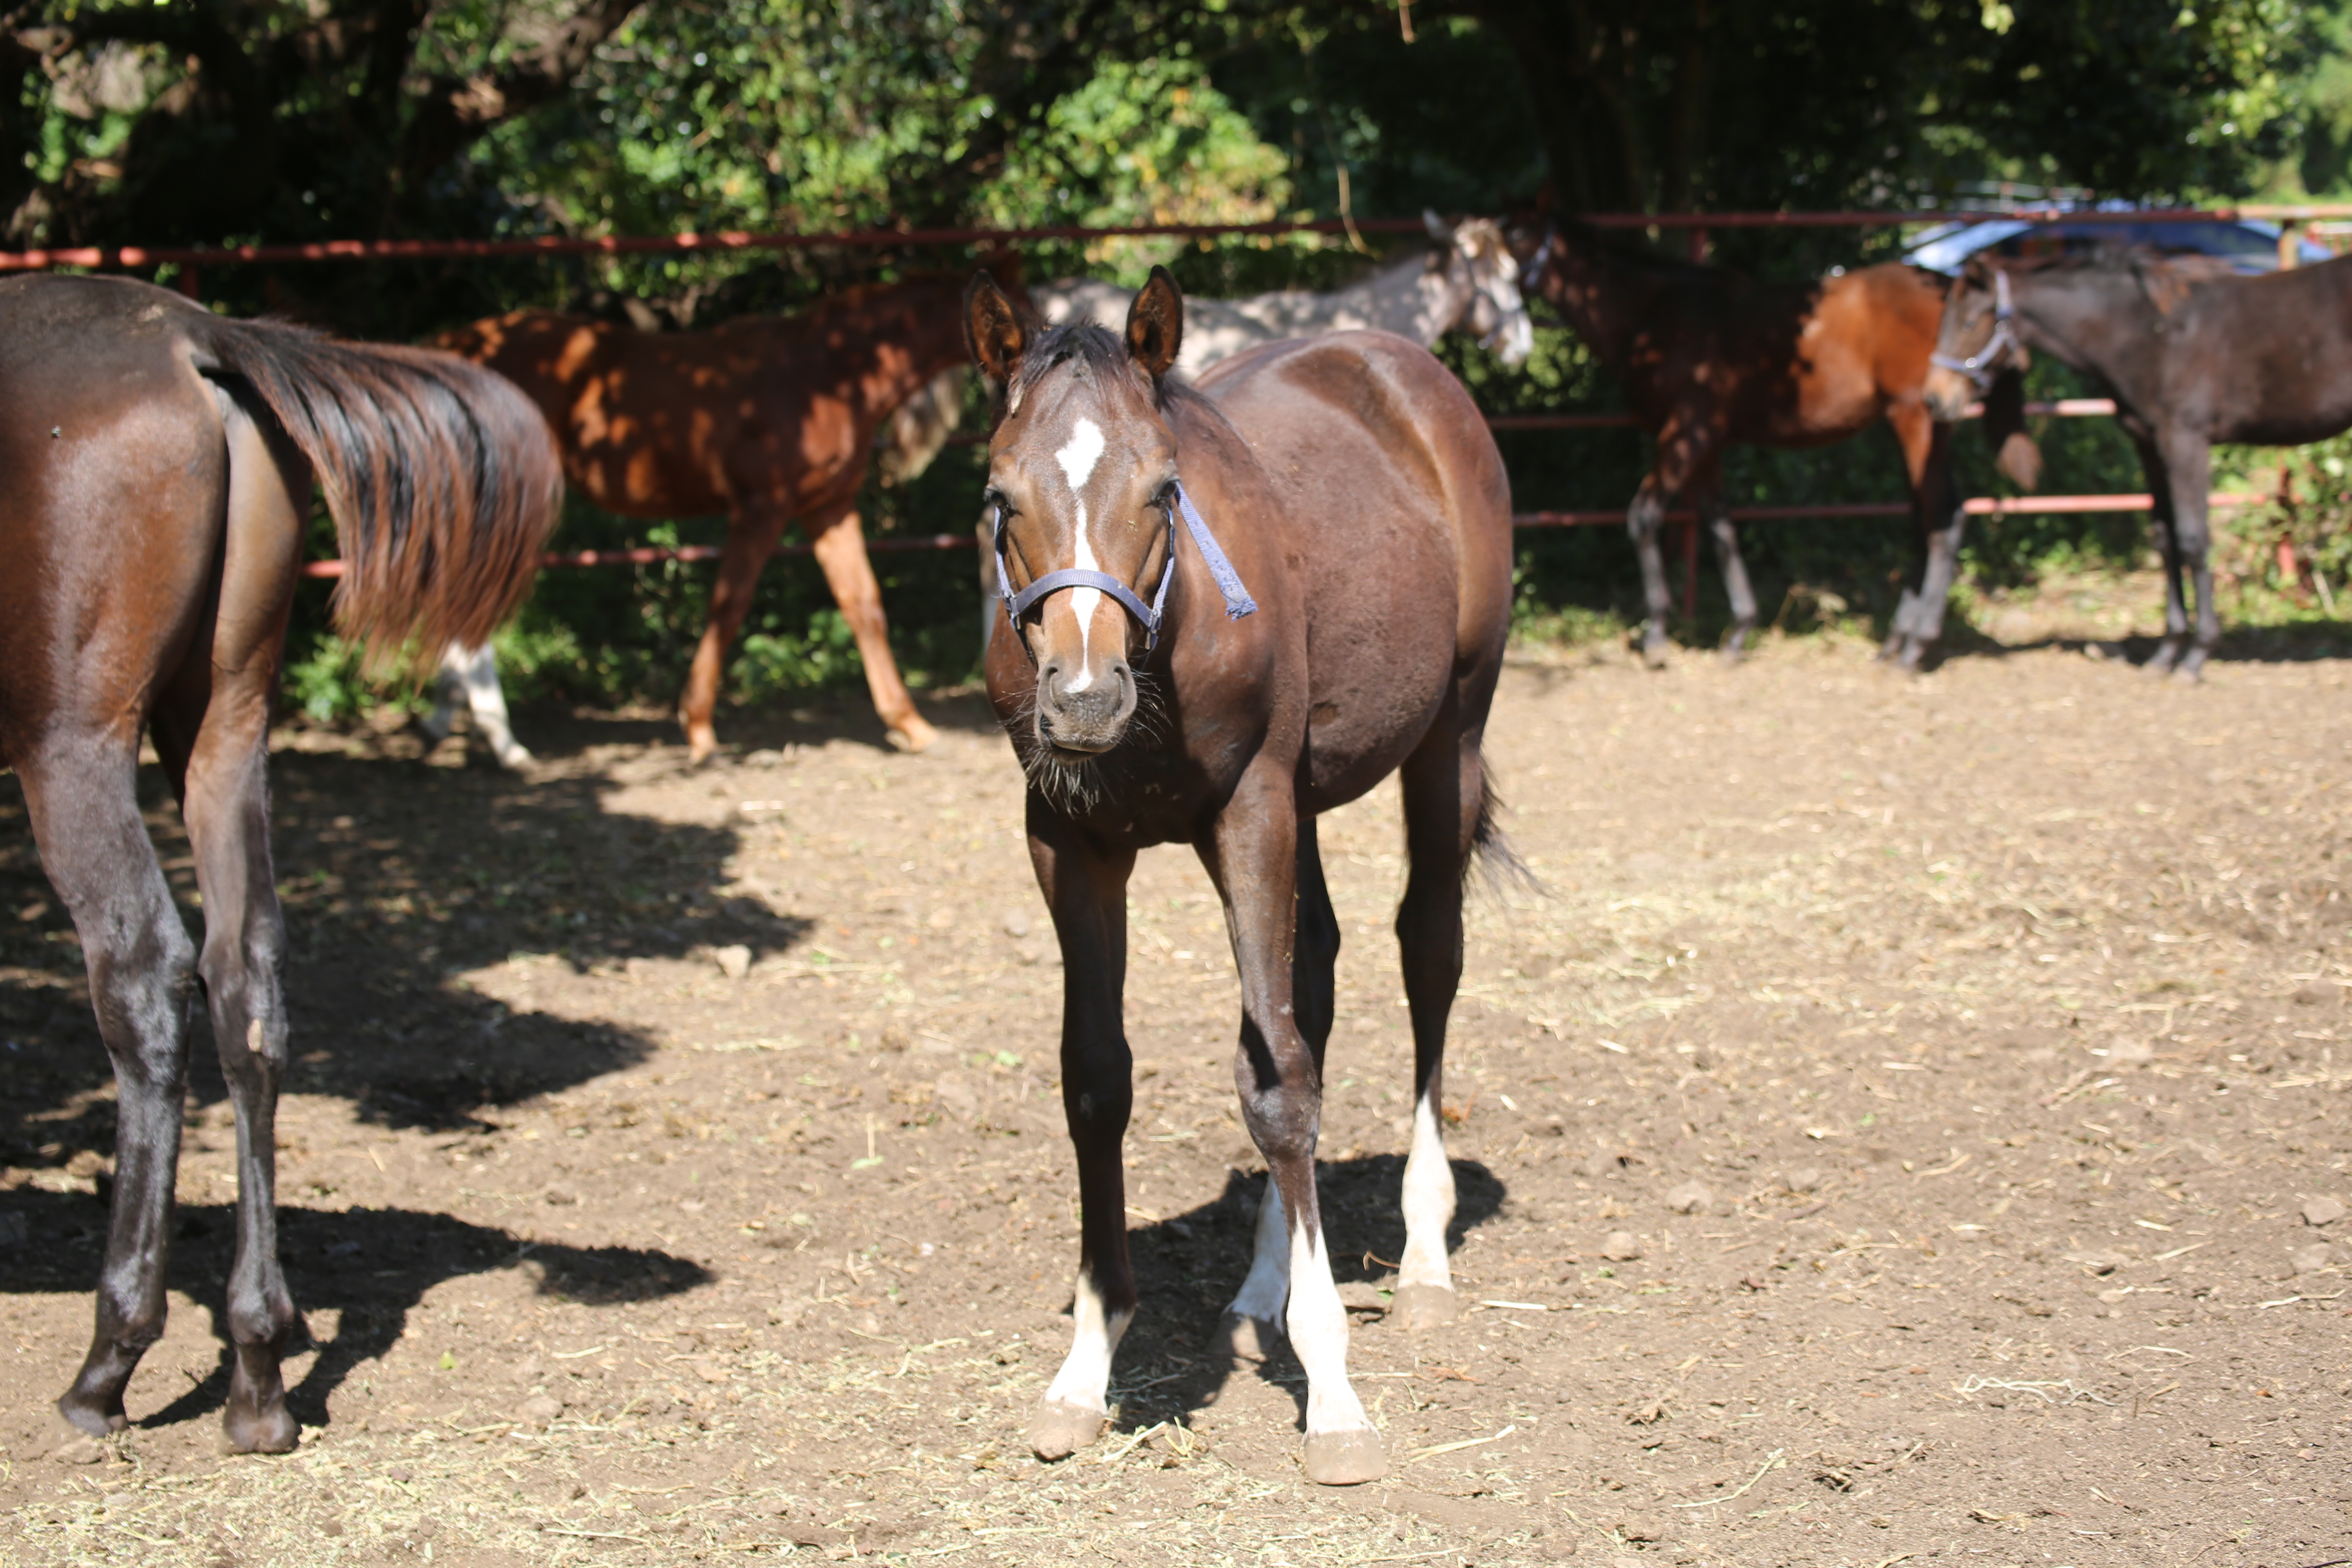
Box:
[8,206,2254,581]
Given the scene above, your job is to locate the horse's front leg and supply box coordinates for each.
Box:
[1198,770,1384,1486]
[680,498,792,762]
[1627,473,1674,668]
[1027,804,1138,1461]
[2132,432,2190,675]
[2164,437,2221,680]
[1890,411,1965,670]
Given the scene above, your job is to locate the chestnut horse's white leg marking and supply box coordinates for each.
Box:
[1039,1267,1131,1432]
[1056,417,1107,690]
[1399,1091,1456,1292]
[1228,1175,1291,1326]
[1287,1223,1373,1441]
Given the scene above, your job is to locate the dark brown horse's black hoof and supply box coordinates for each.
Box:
[222,1402,300,1455]
[54,1392,125,1439]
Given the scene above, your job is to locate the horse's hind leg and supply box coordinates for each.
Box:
[1391,724,1483,1333]
[807,503,938,753]
[1627,473,1674,667]
[423,645,531,769]
[2166,439,2221,680]
[166,388,308,1452]
[23,739,199,1438]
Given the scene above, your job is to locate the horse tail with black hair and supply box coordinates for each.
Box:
[187,313,563,666]
[1469,764,1543,897]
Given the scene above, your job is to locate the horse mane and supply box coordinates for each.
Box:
[1964,245,2236,316]
[1009,320,1223,423]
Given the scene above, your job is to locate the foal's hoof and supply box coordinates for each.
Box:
[1640,638,1670,671]
[54,1392,124,1440]
[222,1401,299,1455]
[886,715,939,754]
[1390,1284,1459,1332]
[1029,1400,1105,1461]
[1303,1427,1388,1486]
[1208,1312,1282,1366]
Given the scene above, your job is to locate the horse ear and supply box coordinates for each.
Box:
[965,270,1026,384]
[1125,266,1184,380]
[1424,208,1452,241]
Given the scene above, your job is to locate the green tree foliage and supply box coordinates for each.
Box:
[2,0,2341,702]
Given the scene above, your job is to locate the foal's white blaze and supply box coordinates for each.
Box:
[1287,1223,1373,1439]
[1228,1176,1292,1323]
[1398,1092,1457,1291]
[1054,416,1110,690]
[1042,1268,1132,1416]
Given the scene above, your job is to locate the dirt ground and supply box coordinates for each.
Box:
[4,573,2352,1568]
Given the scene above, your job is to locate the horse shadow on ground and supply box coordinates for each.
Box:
[0,1185,708,1432]
[1068,1155,1508,1439]
[0,738,803,1419]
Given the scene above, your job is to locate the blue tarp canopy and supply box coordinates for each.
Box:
[1905,209,2328,274]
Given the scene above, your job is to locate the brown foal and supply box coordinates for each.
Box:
[0,274,558,1451]
[967,268,1517,1485]
[441,262,1022,759]
[1522,220,2036,668]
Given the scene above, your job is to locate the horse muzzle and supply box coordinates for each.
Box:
[1920,366,1978,424]
[1036,656,1138,757]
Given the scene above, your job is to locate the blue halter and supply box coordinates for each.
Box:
[993,481,1256,656]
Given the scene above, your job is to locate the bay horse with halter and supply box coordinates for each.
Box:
[0,274,560,1450]
[1521,219,2039,667]
[964,266,1518,1485]
[1926,249,2352,679]
[439,259,1024,760]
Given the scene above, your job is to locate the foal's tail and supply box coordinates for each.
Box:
[1469,764,1543,897]
[189,313,563,664]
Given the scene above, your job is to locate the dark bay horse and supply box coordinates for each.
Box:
[1926,251,2352,679]
[441,261,1024,760]
[1521,220,2038,668]
[964,267,1517,1486]
[0,275,559,1450]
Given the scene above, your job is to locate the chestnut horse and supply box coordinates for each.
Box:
[1521,220,2037,668]
[1926,250,2352,679]
[965,267,1517,1485]
[0,274,559,1450]
[441,262,1021,758]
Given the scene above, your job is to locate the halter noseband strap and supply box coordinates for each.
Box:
[993,480,1256,658]
[1929,267,2016,391]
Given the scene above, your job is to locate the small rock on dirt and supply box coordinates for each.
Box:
[519,1395,564,1425]
[1617,1512,1670,1543]
[2302,1195,2347,1227]
[542,1185,579,1207]
[1783,1167,1823,1194]
[713,944,753,980]
[1664,1181,1711,1214]
[2106,1038,2154,1066]
[2291,1243,2337,1275]
[1000,909,1032,938]
[1336,1281,1389,1312]
[1600,1230,1643,1261]
[1575,1154,1616,1179]
[49,1436,109,1466]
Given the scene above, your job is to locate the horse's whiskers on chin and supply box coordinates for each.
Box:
[1006,693,1107,815]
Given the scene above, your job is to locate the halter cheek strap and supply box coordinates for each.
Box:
[993,480,1256,658]
[1929,268,2016,391]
